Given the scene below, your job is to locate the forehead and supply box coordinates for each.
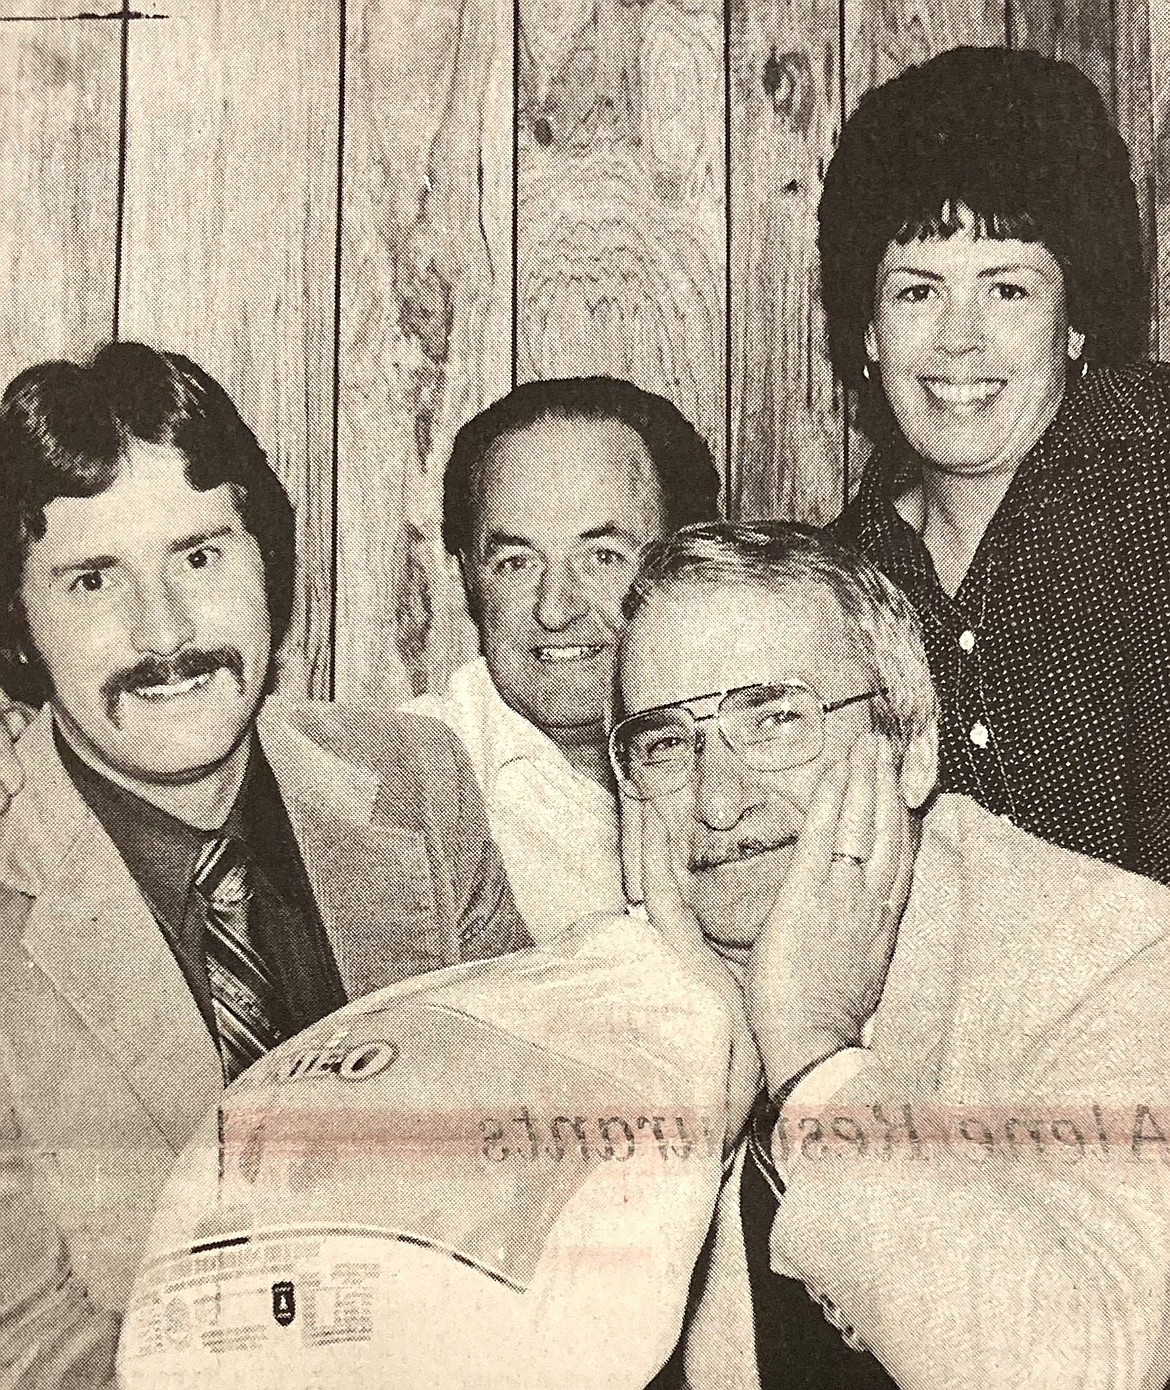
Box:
[878,227,1063,281]
[620,579,868,713]
[475,415,663,545]
[30,439,241,561]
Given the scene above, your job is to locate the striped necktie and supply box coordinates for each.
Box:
[195,835,280,1084]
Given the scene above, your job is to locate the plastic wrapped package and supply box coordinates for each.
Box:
[117,913,732,1390]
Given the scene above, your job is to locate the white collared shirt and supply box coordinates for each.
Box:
[403,658,626,944]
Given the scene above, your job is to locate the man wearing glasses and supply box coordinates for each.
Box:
[611,523,1170,1390]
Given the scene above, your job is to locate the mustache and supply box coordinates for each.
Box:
[688,833,798,873]
[102,647,245,725]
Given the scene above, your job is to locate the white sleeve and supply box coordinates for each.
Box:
[763,946,1170,1390]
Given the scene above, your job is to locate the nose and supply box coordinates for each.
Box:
[534,562,589,632]
[692,727,761,831]
[127,576,196,656]
[935,290,986,356]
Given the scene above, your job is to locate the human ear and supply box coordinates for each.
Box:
[897,724,938,811]
[1067,327,1086,361]
[455,551,480,625]
[864,323,878,365]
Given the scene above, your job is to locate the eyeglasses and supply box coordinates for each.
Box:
[609,680,888,800]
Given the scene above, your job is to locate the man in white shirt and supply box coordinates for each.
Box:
[611,521,1170,1390]
[407,378,720,940]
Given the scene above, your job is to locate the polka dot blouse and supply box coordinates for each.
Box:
[831,361,1170,886]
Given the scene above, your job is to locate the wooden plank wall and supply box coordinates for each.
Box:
[0,3,121,389]
[336,0,512,702]
[515,0,727,479]
[0,0,1159,697]
[120,0,340,694]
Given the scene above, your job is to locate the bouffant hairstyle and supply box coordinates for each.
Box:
[818,46,1148,442]
[441,376,721,562]
[0,342,296,705]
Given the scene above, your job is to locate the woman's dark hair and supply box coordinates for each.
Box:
[0,341,296,704]
[818,46,1148,442]
[441,376,721,559]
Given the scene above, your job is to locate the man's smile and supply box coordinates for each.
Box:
[101,647,248,726]
[531,643,608,663]
[127,671,215,702]
[689,834,798,873]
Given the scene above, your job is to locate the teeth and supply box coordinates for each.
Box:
[534,645,604,662]
[130,672,213,701]
[923,379,1003,406]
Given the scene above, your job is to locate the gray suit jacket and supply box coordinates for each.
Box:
[0,702,529,1387]
[685,796,1170,1390]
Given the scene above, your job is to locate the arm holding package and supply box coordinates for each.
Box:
[0,1054,118,1389]
[768,933,1170,1390]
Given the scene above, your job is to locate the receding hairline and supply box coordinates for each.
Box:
[616,569,878,691]
[470,411,667,547]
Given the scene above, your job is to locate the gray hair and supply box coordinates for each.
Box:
[617,521,939,754]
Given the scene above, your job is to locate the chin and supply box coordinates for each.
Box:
[522,687,607,732]
[689,851,791,950]
[77,705,256,787]
[109,729,251,785]
[690,891,769,953]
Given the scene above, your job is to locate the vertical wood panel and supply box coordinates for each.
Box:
[515,0,727,485]
[334,0,512,701]
[728,0,844,522]
[0,4,121,389]
[119,0,338,695]
[1016,0,1156,352]
[842,0,1005,105]
[1114,0,1157,352]
[1013,0,1113,98]
[1152,0,1170,355]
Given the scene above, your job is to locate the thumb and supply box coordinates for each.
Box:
[641,798,705,958]
[2,704,31,742]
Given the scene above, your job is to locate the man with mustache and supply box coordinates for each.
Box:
[406,378,720,939]
[611,522,1170,1389]
[0,343,528,1385]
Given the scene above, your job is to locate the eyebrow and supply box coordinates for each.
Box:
[48,526,238,580]
[480,522,641,556]
[883,262,1050,284]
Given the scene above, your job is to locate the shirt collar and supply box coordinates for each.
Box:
[851,446,934,595]
[851,370,1108,590]
[54,724,254,937]
[449,657,611,799]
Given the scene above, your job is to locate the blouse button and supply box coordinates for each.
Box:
[958,629,976,653]
[969,721,990,748]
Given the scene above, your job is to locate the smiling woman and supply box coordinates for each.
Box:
[824,47,1170,886]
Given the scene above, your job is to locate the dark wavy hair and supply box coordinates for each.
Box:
[442,376,721,561]
[0,341,296,704]
[818,46,1148,442]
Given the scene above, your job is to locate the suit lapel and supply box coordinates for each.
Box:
[258,704,380,829]
[259,706,453,996]
[1,711,222,1152]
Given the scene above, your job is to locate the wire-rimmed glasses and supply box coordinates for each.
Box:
[609,680,888,800]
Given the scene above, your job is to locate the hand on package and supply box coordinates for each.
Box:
[746,731,915,1100]
[631,794,762,1143]
[0,693,30,811]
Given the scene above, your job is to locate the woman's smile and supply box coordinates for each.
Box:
[919,377,1006,411]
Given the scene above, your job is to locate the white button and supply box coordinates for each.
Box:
[969,721,990,748]
[958,629,976,653]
